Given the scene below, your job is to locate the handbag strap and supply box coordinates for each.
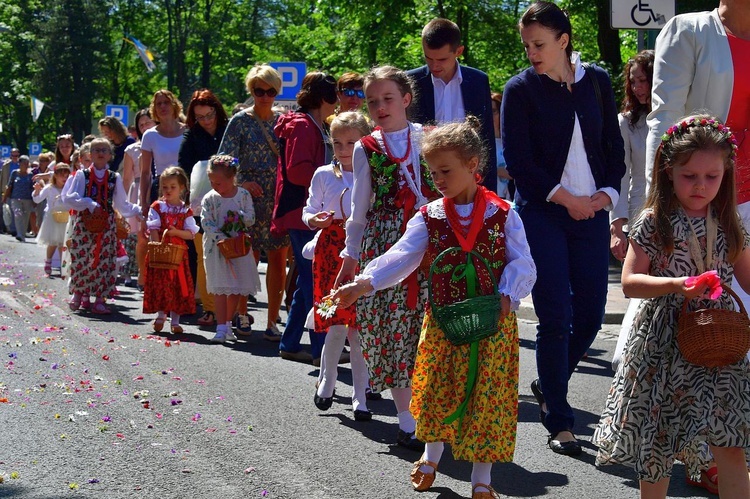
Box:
[582,63,602,116]
[248,109,279,157]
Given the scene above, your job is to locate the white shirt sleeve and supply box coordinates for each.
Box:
[303,167,327,229]
[342,141,372,259]
[498,208,537,310]
[359,211,428,291]
[62,171,98,212]
[146,204,162,231]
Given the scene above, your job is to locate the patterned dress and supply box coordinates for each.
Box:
[594,210,750,482]
[142,201,196,315]
[219,110,290,251]
[410,196,520,462]
[358,133,439,391]
[68,170,118,298]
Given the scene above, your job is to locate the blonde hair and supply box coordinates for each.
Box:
[207,154,238,180]
[159,166,189,200]
[245,65,282,94]
[149,89,183,122]
[421,116,487,174]
[329,112,371,178]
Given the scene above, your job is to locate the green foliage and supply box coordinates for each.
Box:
[0,0,724,152]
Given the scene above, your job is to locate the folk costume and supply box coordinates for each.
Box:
[343,124,440,392]
[358,187,536,461]
[142,200,199,316]
[63,167,140,300]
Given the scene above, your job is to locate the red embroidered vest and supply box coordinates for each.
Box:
[420,197,509,309]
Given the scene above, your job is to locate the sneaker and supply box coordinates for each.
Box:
[233,313,253,334]
[224,330,237,342]
[211,331,228,343]
[263,324,282,342]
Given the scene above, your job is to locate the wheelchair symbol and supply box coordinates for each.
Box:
[631,0,666,27]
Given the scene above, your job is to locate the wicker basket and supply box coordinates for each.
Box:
[51,211,70,224]
[217,233,253,260]
[81,208,108,233]
[147,230,185,270]
[428,247,501,346]
[115,214,130,240]
[677,284,750,368]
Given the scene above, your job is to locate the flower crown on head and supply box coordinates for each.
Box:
[210,154,239,169]
[661,116,738,161]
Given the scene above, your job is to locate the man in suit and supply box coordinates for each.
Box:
[407,18,497,192]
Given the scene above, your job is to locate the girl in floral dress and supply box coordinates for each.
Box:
[332,119,536,499]
[143,167,199,333]
[303,111,372,420]
[202,155,261,343]
[62,138,142,313]
[336,66,440,450]
[594,115,750,498]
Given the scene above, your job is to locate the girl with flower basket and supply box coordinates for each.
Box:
[201,155,260,343]
[143,167,199,333]
[62,138,143,314]
[332,120,536,498]
[335,65,442,451]
[302,111,372,420]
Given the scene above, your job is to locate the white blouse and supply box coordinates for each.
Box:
[302,163,353,228]
[32,184,67,213]
[357,199,537,309]
[343,123,425,259]
[146,200,199,235]
[62,167,141,218]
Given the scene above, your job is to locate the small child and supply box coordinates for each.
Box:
[33,162,71,276]
[143,167,198,333]
[594,115,750,498]
[201,154,260,343]
[301,111,372,420]
[62,137,142,313]
[332,119,536,498]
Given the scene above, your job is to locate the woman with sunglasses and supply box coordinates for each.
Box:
[218,65,290,337]
[178,89,229,327]
[336,73,366,113]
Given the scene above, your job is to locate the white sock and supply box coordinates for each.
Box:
[420,442,444,473]
[170,312,180,326]
[397,410,416,434]
[216,324,227,334]
[391,386,412,413]
[471,462,493,491]
[157,311,166,320]
[347,328,369,412]
[226,321,232,330]
[318,326,347,398]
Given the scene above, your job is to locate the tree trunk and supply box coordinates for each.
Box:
[596,0,621,73]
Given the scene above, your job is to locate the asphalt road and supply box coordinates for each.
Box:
[0,235,710,499]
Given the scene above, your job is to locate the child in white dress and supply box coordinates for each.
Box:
[201,154,261,343]
[33,162,71,276]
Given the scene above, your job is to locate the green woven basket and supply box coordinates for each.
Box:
[428,247,501,346]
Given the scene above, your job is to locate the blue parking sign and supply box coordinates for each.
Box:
[0,145,11,158]
[270,62,307,101]
[105,104,130,127]
[29,142,42,156]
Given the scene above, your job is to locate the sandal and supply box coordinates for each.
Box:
[410,458,438,491]
[68,294,82,311]
[153,317,166,332]
[197,311,215,326]
[90,302,111,314]
[686,465,718,495]
[472,483,501,499]
[170,325,184,334]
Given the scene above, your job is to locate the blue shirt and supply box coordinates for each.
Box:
[9,170,33,200]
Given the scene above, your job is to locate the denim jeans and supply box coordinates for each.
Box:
[11,198,33,241]
[519,202,608,435]
[280,228,325,359]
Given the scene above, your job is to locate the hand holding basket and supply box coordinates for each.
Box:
[147,229,185,270]
[217,233,253,260]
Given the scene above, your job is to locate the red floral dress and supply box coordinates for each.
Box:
[313,219,356,331]
[142,202,196,315]
[410,195,520,462]
[69,169,118,298]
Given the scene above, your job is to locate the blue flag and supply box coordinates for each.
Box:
[124,36,156,73]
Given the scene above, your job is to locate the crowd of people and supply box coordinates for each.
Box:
[1,1,749,498]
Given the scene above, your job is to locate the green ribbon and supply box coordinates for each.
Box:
[442,252,480,438]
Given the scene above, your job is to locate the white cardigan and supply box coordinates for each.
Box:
[645,9,734,190]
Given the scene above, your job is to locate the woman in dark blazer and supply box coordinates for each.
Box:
[501,1,625,456]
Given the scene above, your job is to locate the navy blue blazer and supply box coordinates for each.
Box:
[407,65,497,192]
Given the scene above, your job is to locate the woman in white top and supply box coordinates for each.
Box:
[139,89,186,221]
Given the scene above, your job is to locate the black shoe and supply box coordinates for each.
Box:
[353,409,372,421]
[314,392,333,411]
[396,430,425,452]
[547,433,582,456]
[365,387,382,401]
[247,294,257,303]
[530,379,546,424]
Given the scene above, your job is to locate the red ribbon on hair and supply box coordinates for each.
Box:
[393,185,419,309]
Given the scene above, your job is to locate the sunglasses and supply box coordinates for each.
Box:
[253,87,278,98]
[339,88,365,99]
